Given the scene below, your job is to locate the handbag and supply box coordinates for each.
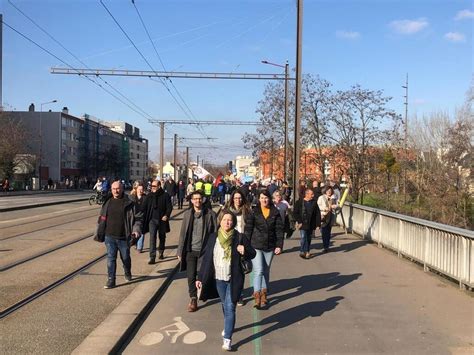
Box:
[238,234,253,274]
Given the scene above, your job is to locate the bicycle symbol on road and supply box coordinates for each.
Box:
[139,316,206,346]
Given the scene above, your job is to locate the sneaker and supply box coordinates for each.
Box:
[125,272,132,282]
[237,297,245,306]
[222,338,232,351]
[221,330,225,337]
[305,252,311,259]
[104,279,115,289]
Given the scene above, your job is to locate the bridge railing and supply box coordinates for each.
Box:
[337,203,474,289]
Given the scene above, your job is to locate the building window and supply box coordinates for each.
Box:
[136,170,139,176]
[137,153,139,159]
[136,162,140,168]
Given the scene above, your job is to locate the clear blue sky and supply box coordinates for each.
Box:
[2,0,472,164]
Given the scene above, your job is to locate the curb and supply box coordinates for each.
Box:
[0,198,89,212]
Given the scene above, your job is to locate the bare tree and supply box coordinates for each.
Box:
[328,85,399,202]
[0,113,34,179]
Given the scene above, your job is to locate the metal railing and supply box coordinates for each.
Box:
[337,203,474,289]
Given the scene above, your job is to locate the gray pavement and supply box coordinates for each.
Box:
[0,192,91,212]
[121,229,473,355]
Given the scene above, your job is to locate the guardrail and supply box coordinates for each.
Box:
[337,203,474,290]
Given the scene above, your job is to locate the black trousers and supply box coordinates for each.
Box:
[186,250,201,298]
[149,219,166,259]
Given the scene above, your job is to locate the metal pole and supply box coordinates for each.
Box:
[39,105,43,186]
[284,61,289,182]
[186,147,189,180]
[292,0,303,203]
[403,74,408,204]
[197,155,200,166]
[159,122,164,180]
[270,137,274,179]
[173,133,178,182]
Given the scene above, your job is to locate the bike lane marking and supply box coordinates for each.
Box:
[250,272,262,355]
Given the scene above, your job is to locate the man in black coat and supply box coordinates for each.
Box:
[143,180,172,264]
[177,190,217,312]
[293,188,321,259]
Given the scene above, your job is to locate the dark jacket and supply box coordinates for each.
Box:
[164,180,177,196]
[142,188,172,235]
[177,207,217,271]
[244,205,284,251]
[94,196,142,242]
[198,231,256,303]
[293,198,321,231]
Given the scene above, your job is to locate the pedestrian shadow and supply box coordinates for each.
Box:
[233,296,344,349]
[241,272,360,307]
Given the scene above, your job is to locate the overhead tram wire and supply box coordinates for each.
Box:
[131,0,207,137]
[99,0,208,139]
[7,0,156,123]
[1,20,156,123]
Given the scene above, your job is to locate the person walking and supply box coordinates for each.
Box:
[317,186,338,253]
[129,181,147,253]
[164,176,177,205]
[244,190,284,309]
[177,190,217,312]
[293,188,321,259]
[225,189,251,306]
[143,180,172,263]
[177,180,186,209]
[186,178,195,206]
[196,210,256,351]
[272,190,293,240]
[94,181,142,289]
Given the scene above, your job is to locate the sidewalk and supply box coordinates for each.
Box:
[120,228,473,354]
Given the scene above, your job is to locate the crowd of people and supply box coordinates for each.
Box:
[93,175,342,351]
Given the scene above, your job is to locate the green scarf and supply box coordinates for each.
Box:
[217,228,233,261]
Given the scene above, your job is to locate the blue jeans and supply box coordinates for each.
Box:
[105,236,131,280]
[252,249,274,292]
[321,224,332,249]
[136,234,145,251]
[300,229,312,253]
[216,280,236,340]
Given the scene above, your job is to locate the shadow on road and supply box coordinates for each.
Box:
[233,296,344,349]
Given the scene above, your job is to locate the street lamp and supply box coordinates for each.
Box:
[261,59,289,182]
[39,99,57,188]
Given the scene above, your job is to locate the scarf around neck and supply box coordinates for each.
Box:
[217,228,233,261]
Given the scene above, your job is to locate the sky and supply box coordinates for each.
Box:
[2,0,473,165]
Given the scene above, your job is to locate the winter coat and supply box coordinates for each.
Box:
[293,198,321,231]
[177,207,217,271]
[93,196,142,242]
[142,188,172,235]
[244,205,284,252]
[198,231,256,303]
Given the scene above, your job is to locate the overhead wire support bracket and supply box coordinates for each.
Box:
[50,68,293,81]
[149,119,261,126]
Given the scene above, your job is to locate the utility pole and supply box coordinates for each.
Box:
[270,137,274,179]
[186,147,189,180]
[293,0,303,203]
[402,74,408,204]
[160,122,164,180]
[197,155,200,166]
[284,60,289,182]
[173,133,178,182]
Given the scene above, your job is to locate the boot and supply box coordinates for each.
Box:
[260,289,268,307]
[158,250,164,260]
[253,291,261,308]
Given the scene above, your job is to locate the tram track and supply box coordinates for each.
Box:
[0,233,94,272]
[0,253,106,320]
[0,207,188,320]
[0,212,98,241]
[0,204,98,229]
